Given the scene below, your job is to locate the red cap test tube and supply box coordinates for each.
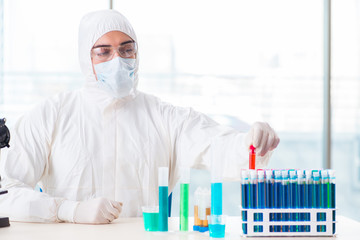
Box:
[249,145,256,169]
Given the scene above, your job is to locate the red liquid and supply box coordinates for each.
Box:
[249,153,256,169]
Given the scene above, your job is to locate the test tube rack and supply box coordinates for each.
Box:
[239,208,336,237]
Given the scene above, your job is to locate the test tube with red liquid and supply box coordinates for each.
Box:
[249,145,256,169]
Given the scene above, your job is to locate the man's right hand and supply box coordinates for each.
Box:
[73,197,122,224]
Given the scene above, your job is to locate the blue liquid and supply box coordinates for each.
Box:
[290,182,298,232]
[305,182,312,232]
[274,182,282,208]
[282,183,289,232]
[159,186,168,231]
[266,181,274,232]
[320,182,328,232]
[306,183,312,208]
[211,183,222,215]
[298,183,305,232]
[250,183,257,232]
[266,182,272,208]
[321,183,328,208]
[241,183,248,219]
[314,183,320,208]
[314,182,321,232]
[209,224,225,238]
[258,182,265,209]
[257,181,265,232]
[250,183,257,209]
[241,183,248,234]
[274,182,282,232]
[331,183,336,234]
[290,182,298,208]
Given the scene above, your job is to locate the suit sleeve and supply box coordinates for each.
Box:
[0,98,69,222]
[159,102,268,190]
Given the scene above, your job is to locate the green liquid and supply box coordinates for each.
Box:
[180,183,189,231]
[143,212,159,231]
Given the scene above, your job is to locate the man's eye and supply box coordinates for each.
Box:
[97,49,111,56]
[120,47,134,56]
[126,49,134,53]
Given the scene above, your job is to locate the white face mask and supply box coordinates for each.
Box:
[94,57,136,98]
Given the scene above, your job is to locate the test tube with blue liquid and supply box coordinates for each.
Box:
[328,170,336,234]
[257,171,265,232]
[210,177,224,238]
[312,171,321,232]
[241,171,249,234]
[249,170,257,232]
[297,170,306,232]
[320,170,329,232]
[289,170,298,232]
[281,170,290,232]
[211,172,222,216]
[265,170,274,232]
[158,167,168,231]
[209,143,226,238]
[305,170,312,232]
[273,170,282,232]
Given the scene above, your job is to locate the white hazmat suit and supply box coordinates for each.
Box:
[0,10,278,223]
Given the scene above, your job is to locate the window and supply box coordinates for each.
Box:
[0,0,109,123]
[332,0,360,221]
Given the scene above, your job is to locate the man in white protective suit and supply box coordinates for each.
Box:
[0,10,279,224]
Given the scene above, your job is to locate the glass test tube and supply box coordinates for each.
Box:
[205,190,211,229]
[290,170,298,232]
[249,145,256,169]
[313,171,321,232]
[158,167,168,231]
[328,170,336,234]
[289,170,298,232]
[297,170,306,232]
[249,170,258,232]
[257,171,265,232]
[210,139,223,217]
[211,183,222,216]
[193,187,201,231]
[198,188,211,232]
[305,170,313,232]
[282,170,290,232]
[274,170,282,232]
[265,170,274,232]
[320,170,329,232]
[241,171,249,234]
[180,168,190,231]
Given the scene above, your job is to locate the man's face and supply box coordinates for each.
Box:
[91,31,135,79]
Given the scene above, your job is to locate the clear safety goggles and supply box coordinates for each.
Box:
[91,41,137,62]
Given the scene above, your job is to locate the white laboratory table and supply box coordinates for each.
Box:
[0,216,358,240]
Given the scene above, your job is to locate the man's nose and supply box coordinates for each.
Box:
[113,50,121,58]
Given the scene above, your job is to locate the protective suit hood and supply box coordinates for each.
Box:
[78,10,139,91]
